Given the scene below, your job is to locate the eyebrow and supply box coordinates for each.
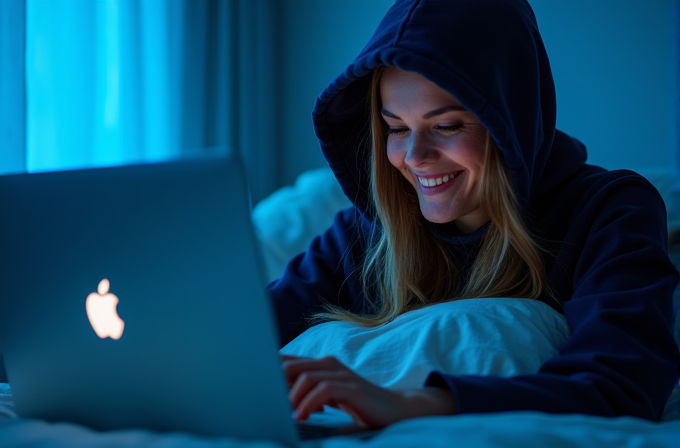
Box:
[381,105,467,120]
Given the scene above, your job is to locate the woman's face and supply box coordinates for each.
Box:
[380,69,489,234]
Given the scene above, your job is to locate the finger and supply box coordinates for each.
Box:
[282,355,344,385]
[280,354,311,362]
[295,380,359,422]
[338,403,369,428]
[289,369,352,409]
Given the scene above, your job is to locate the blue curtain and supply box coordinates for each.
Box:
[25,0,234,172]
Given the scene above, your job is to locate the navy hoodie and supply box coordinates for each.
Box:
[269,0,680,421]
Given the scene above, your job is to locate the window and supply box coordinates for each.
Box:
[2,0,280,203]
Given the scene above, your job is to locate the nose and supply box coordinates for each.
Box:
[405,131,438,167]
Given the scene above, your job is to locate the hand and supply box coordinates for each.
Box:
[281,354,457,428]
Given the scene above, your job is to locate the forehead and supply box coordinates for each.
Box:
[379,69,463,109]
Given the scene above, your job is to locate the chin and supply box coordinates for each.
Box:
[422,215,449,224]
[420,206,456,224]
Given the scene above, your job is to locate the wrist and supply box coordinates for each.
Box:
[401,387,457,419]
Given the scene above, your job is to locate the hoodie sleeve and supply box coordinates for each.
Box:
[425,178,680,421]
[267,206,368,347]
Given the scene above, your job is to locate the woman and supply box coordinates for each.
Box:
[269,0,680,428]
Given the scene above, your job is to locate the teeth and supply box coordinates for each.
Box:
[418,172,457,188]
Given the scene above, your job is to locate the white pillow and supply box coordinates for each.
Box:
[252,168,351,283]
[280,298,570,389]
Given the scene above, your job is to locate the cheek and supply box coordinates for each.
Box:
[471,141,487,172]
[467,127,488,164]
[455,134,486,171]
[386,141,404,168]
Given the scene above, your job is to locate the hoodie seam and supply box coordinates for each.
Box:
[393,0,422,45]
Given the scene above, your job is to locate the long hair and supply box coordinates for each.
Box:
[314,67,550,326]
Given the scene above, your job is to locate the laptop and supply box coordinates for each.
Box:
[0,156,373,447]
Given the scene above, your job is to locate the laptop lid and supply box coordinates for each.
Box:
[0,156,298,446]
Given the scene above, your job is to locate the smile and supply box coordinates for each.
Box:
[417,171,462,188]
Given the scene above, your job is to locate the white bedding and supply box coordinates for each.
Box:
[2,297,678,447]
[281,298,570,389]
[2,400,679,448]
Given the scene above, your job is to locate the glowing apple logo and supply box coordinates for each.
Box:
[86,279,125,340]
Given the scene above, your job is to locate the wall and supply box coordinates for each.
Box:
[278,0,678,187]
[530,0,678,171]
[279,0,394,186]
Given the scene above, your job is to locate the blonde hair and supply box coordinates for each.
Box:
[314,67,550,326]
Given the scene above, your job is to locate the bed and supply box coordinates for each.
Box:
[1,168,679,447]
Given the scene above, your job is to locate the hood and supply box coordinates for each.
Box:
[312,0,587,218]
